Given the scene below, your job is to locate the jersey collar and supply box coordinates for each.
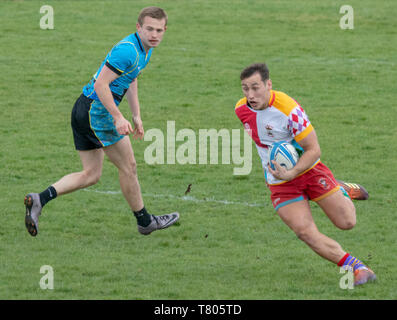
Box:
[134,32,145,53]
[268,90,275,107]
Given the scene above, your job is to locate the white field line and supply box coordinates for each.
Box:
[84,189,264,208]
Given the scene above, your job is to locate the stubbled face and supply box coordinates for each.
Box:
[136,16,167,51]
[241,72,272,110]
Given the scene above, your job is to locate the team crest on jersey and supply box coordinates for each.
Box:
[318,178,329,190]
[265,124,274,137]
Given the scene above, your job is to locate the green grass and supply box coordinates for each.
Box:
[1,0,396,299]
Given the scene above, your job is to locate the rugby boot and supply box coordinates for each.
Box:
[138,212,180,235]
[24,193,42,237]
[337,180,369,200]
[354,268,377,286]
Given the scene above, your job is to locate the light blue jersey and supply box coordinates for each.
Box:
[83,32,152,103]
[79,32,152,147]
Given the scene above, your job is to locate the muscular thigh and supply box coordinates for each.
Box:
[316,189,356,229]
[277,200,318,236]
[79,148,105,173]
[103,136,136,171]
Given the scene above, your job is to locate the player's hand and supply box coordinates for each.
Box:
[132,115,144,139]
[268,160,296,181]
[114,116,133,136]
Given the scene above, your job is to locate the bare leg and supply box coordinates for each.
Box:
[52,148,104,196]
[316,189,356,230]
[24,148,104,236]
[103,136,144,211]
[277,200,346,264]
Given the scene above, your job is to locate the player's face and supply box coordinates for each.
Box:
[137,16,167,51]
[241,72,272,110]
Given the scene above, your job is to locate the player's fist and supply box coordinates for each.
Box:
[132,115,144,139]
[268,160,296,181]
[114,116,133,136]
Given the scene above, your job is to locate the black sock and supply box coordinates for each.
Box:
[39,186,57,207]
[133,207,152,227]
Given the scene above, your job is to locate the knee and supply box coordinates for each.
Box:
[295,227,317,245]
[120,158,138,177]
[337,206,356,230]
[83,169,102,186]
[338,214,356,230]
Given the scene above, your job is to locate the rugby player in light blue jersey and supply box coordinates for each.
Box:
[25,7,179,237]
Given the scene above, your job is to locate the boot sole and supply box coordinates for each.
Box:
[24,195,38,237]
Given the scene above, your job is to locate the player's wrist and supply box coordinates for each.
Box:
[112,113,125,123]
[288,169,299,181]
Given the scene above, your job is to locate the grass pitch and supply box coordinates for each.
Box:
[1,0,396,300]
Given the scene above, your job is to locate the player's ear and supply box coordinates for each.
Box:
[267,79,272,90]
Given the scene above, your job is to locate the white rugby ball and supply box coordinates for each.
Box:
[269,141,299,170]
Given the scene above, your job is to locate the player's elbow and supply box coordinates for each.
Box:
[314,146,321,159]
[309,141,321,159]
[305,145,321,162]
[94,80,106,92]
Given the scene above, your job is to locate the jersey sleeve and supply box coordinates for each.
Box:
[287,105,314,142]
[105,42,138,75]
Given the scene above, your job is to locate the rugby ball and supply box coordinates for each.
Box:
[269,141,299,170]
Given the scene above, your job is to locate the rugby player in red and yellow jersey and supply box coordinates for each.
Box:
[235,63,376,286]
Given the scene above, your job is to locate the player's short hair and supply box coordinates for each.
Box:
[240,63,270,83]
[138,7,168,26]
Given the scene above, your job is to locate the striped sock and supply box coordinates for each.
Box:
[337,253,367,272]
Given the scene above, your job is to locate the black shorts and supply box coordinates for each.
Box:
[71,94,103,150]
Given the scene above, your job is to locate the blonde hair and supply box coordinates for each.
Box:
[138,7,168,26]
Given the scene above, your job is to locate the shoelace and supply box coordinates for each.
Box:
[157,215,170,222]
[152,215,170,225]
